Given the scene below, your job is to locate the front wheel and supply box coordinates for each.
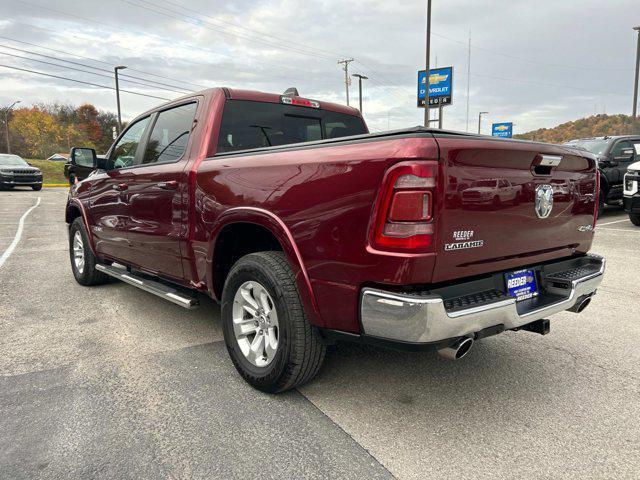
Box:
[630,214,640,226]
[32,185,42,191]
[221,251,326,393]
[69,217,110,286]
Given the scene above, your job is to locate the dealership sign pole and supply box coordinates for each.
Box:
[418,66,454,128]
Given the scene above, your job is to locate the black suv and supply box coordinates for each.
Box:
[0,154,43,190]
[564,136,639,216]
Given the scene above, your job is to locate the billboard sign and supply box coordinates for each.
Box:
[491,122,513,138]
[417,66,453,108]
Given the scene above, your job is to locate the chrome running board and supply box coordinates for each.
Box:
[96,264,199,309]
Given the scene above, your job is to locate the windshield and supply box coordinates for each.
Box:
[565,139,610,156]
[0,154,28,166]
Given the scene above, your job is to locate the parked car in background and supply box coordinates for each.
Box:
[64,149,99,184]
[65,87,604,393]
[0,154,43,190]
[624,160,640,226]
[563,136,640,216]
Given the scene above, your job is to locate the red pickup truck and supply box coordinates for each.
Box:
[66,87,605,392]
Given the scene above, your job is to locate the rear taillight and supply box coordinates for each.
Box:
[369,161,437,253]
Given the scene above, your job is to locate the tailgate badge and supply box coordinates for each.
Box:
[534,184,554,219]
[445,230,484,251]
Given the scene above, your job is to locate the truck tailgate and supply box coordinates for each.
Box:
[431,135,597,283]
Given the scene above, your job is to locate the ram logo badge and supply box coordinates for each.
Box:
[535,184,554,219]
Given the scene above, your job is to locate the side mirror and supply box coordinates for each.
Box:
[70,147,97,168]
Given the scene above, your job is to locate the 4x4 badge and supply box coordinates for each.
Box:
[535,184,554,219]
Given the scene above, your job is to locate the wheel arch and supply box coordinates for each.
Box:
[208,208,321,326]
[65,199,98,255]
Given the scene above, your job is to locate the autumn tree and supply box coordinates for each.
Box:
[9,107,64,159]
[75,103,102,144]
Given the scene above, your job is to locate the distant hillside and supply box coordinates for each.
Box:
[514,114,640,144]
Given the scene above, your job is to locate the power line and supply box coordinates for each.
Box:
[0,63,171,100]
[0,31,208,90]
[121,0,338,62]
[10,3,326,81]
[0,47,193,95]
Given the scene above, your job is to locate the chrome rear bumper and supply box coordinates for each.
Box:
[360,254,605,345]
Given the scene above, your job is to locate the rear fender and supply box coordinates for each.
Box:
[207,207,322,326]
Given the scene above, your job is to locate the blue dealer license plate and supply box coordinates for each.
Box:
[505,269,538,301]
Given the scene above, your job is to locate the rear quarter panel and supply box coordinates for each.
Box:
[193,136,439,332]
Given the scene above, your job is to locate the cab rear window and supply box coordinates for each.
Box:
[217,100,366,153]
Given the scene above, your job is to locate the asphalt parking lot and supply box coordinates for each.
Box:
[1,187,639,479]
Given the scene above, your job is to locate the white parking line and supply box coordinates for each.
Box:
[0,196,41,269]
[598,218,631,226]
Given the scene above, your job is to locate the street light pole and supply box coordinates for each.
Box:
[114,65,126,133]
[478,111,489,135]
[632,26,640,121]
[352,74,368,113]
[423,0,432,127]
[3,100,20,154]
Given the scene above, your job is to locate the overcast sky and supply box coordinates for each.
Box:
[0,0,638,134]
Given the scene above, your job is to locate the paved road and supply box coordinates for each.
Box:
[1,187,638,479]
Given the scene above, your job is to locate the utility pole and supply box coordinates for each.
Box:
[114,65,126,133]
[478,111,489,135]
[337,59,354,106]
[632,26,640,123]
[352,74,368,113]
[466,31,471,132]
[3,100,20,154]
[423,0,432,127]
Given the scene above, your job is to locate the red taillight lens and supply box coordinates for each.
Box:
[369,161,437,253]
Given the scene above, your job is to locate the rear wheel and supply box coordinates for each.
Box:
[221,251,326,393]
[69,218,109,286]
[630,214,640,226]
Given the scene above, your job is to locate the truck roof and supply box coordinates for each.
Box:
[130,87,362,125]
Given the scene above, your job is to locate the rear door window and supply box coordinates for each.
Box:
[142,102,197,165]
[217,100,367,153]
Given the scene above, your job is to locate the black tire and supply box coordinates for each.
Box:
[630,214,640,227]
[69,217,110,286]
[32,185,42,191]
[221,251,326,393]
[597,189,605,218]
[492,196,501,209]
[68,174,76,186]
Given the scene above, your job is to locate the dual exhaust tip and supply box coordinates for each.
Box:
[437,337,474,361]
[437,295,593,361]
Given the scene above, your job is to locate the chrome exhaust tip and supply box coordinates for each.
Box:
[438,337,474,361]
[568,295,592,313]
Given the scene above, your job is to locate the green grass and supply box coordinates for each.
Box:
[28,159,68,185]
